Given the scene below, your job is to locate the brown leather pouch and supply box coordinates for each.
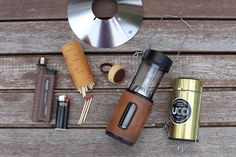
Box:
[32,61,57,123]
[106,90,153,146]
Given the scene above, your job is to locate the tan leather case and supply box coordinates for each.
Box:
[61,40,95,89]
[106,90,153,145]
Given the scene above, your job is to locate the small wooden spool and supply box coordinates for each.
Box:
[100,63,125,83]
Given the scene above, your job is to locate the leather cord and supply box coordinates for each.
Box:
[100,63,113,74]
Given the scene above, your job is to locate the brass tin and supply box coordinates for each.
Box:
[168,78,203,141]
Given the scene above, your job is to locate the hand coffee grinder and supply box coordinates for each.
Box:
[106,50,173,146]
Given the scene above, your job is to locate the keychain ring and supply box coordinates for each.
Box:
[100,63,113,74]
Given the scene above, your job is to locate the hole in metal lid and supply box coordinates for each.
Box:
[92,0,118,20]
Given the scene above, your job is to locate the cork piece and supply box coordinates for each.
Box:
[61,40,95,97]
[108,64,125,83]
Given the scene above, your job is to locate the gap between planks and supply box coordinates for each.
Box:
[0,87,236,93]
[1,122,236,129]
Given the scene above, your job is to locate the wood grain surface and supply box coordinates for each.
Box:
[0,90,235,127]
[1,20,236,53]
[1,0,236,156]
[0,128,235,157]
[0,55,235,90]
[1,0,236,20]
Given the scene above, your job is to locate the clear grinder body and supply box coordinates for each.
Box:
[168,78,203,141]
[129,60,164,99]
[106,50,173,146]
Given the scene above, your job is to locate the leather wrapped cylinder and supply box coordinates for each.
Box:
[61,40,95,97]
[106,90,153,146]
[106,50,173,146]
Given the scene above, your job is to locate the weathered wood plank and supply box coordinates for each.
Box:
[0,0,67,20]
[1,20,236,53]
[1,0,236,20]
[0,90,235,127]
[145,0,236,19]
[0,55,236,90]
[0,127,235,157]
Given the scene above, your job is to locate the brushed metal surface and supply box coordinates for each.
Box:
[68,0,143,48]
[169,78,203,141]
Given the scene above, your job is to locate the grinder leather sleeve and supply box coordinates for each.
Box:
[106,90,153,145]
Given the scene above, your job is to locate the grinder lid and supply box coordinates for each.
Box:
[143,50,173,73]
[67,0,144,48]
[173,78,203,93]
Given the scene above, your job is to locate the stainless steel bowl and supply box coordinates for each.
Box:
[68,0,143,48]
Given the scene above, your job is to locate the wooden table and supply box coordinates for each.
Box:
[0,0,236,156]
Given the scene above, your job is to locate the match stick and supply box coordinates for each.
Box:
[78,82,95,97]
[80,97,91,123]
[82,96,94,123]
[78,98,89,125]
[82,86,85,97]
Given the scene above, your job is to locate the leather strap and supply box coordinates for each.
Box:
[106,90,153,145]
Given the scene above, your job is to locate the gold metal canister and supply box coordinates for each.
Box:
[168,78,203,141]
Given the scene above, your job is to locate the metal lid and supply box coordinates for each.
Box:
[67,0,143,48]
[143,50,173,73]
[173,78,203,93]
